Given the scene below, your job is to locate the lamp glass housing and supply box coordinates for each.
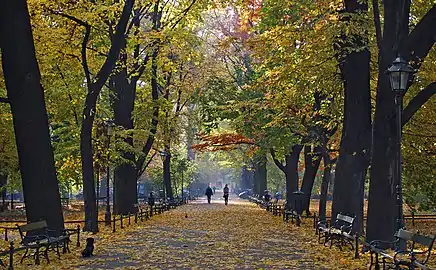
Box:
[387,56,413,93]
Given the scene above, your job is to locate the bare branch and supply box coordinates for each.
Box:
[168,0,198,30]
[403,82,436,126]
[52,11,88,27]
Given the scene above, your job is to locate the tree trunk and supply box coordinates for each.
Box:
[331,0,372,234]
[135,1,161,178]
[258,156,267,195]
[367,0,411,242]
[319,151,334,222]
[240,165,249,190]
[80,91,99,232]
[163,145,173,199]
[301,145,322,216]
[252,160,261,195]
[253,154,267,195]
[285,145,303,208]
[111,66,137,214]
[0,0,64,231]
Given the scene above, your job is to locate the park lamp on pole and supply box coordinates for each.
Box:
[160,150,168,200]
[160,150,167,162]
[104,119,115,226]
[386,56,413,234]
[387,56,414,93]
[180,159,187,202]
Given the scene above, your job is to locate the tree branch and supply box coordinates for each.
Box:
[372,0,382,50]
[399,4,436,71]
[137,151,157,178]
[52,12,92,88]
[270,149,286,173]
[168,0,197,30]
[52,11,88,27]
[93,0,135,91]
[82,25,92,88]
[403,82,436,126]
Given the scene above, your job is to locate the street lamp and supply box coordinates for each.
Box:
[104,119,115,226]
[180,159,187,203]
[160,151,168,200]
[386,55,414,232]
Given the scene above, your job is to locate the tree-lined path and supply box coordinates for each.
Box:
[72,196,325,270]
[1,0,435,269]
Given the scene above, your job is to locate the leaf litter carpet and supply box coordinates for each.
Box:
[75,194,326,269]
[19,194,369,269]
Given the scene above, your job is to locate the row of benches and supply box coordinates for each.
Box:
[316,213,435,270]
[249,196,435,269]
[248,196,303,226]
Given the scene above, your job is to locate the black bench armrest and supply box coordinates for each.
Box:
[340,224,353,233]
[45,228,71,236]
[317,220,328,227]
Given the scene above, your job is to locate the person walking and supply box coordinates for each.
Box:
[205,186,213,204]
[223,184,229,205]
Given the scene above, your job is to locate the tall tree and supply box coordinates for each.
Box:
[331,0,372,234]
[110,4,153,214]
[55,0,135,231]
[0,0,64,231]
[367,2,436,241]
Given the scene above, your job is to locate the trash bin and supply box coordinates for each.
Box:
[292,191,304,216]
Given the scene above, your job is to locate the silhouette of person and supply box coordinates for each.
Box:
[205,186,213,204]
[223,184,230,205]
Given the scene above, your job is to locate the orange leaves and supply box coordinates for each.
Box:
[191,132,256,152]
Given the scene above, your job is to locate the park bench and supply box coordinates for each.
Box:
[16,220,76,265]
[317,213,356,250]
[248,195,263,206]
[368,229,435,270]
[283,205,301,226]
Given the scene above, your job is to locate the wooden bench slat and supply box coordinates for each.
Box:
[412,234,435,247]
[18,220,47,232]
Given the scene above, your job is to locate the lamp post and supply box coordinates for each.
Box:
[386,56,414,232]
[104,120,115,226]
[160,151,168,200]
[180,159,186,202]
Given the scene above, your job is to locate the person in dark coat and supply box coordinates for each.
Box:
[205,186,213,204]
[223,184,229,205]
